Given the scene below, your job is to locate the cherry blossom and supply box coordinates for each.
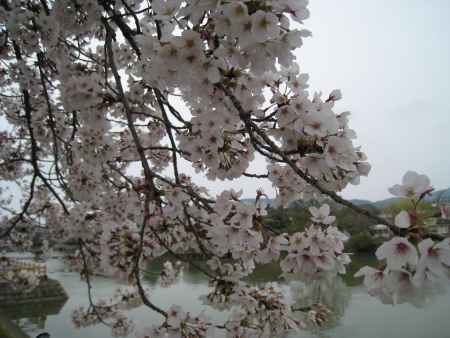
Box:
[281,209,350,281]
[309,204,336,225]
[388,171,432,199]
[412,239,450,287]
[376,237,418,270]
[158,261,183,288]
[72,287,142,336]
[354,266,387,297]
[251,10,280,43]
[394,210,411,229]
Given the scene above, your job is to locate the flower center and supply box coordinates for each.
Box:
[259,17,270,29]
[396,242,409,254]
[427,247,437,257]
[312,122,321,129]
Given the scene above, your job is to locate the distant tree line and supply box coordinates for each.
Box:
[264,200,439,253]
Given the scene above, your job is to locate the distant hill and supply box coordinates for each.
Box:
[426,188,450,203]
[349,199,373,206]
[371,188,450,210]
[241,188,450,210]
[372,197,402,210]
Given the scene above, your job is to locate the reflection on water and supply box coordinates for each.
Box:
[290,277,351,331]
[2,254,450,338]
[2,299,67,334]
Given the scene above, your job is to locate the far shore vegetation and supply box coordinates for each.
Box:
[263,199,440,253]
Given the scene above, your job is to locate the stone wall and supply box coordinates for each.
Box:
[0,278,68,306]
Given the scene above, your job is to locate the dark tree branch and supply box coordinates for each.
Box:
[217,83,403,236]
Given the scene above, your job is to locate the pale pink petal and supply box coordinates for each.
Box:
[388,184,406,197]
[308,206,319,218]
[415,174,431,194]
[438,250,450,266]
[354,265,377,278]
[418,238,434,256]
[394,211,411,229]
[435,238,450,251]
[402,171,418,186]
[375,241,394,261]
[319,204,330,216]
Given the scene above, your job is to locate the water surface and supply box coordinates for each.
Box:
[3,255,450,338]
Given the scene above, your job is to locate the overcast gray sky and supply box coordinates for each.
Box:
[190,0,450,201]
[301,0,450,201]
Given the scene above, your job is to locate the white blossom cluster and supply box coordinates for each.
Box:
[158,260,183,288]
[207,189,264,265]
[136,305,214,338]
[72,287,142,337]
[223,282,304,338]
[356,171,450,305]
[280,205,350,280]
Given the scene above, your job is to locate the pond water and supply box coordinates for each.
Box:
[2,255,450,338]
